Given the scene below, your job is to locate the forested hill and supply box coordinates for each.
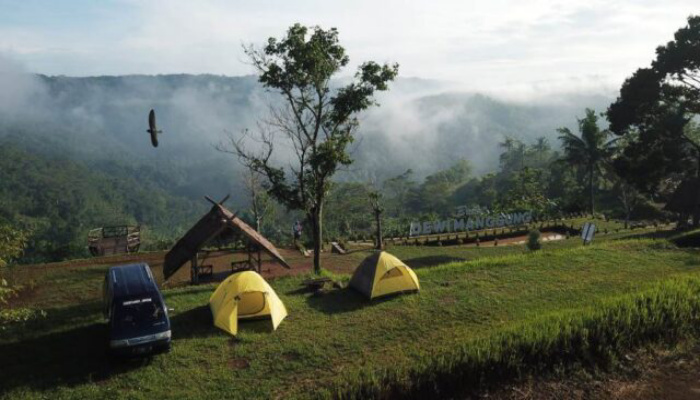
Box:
[0,143,205,262]
[0,73,613,262]
[1,73,614,181]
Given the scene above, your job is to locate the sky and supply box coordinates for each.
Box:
[0,0,697,94]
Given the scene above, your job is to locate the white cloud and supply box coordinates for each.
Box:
[0,0,697,93]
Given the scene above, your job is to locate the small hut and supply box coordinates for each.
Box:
[88,225,141,256]
[163,197,290,283]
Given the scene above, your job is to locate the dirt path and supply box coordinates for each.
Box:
[8,247,365,289]
[464,232,565,247]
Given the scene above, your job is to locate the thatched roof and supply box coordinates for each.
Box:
[163,202,290,280]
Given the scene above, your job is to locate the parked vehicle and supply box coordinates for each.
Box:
[103,263,171,356]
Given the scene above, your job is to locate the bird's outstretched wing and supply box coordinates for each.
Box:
[147,109,160,147]
[149,130,159,147]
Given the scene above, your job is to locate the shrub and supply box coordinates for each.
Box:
[526,230,542,251]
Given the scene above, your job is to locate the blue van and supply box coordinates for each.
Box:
[103,263,171,356]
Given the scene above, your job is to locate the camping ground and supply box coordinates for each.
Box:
[3,221,700,399]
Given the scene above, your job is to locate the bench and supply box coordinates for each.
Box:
[197,264,213,277]
[231,260,253,274]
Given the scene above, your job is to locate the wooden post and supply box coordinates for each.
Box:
[247,241,253,271]
[191,255,199,285]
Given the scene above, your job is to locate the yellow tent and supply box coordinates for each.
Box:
[209,271,288,336]
[349,251,420,299]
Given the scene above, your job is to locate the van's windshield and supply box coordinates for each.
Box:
[113,297,166,333]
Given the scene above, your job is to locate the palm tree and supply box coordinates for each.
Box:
[532,136,551,166]
[557,109,616,215]
[499,136,525,172]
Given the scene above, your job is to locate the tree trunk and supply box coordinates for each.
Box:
[589,166,595,216]
[311,204,323,275]
[375,210,383,250]
[250,169,261,232]
[693,153,700,227]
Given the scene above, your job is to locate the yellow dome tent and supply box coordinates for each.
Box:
[349,251,420,299]
[209,271,288,336]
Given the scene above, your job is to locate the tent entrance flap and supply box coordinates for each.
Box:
[381,267,404,280]
[238,292,267,317]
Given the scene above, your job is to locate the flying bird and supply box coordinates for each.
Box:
[147,109,163,147]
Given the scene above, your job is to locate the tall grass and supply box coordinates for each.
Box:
[330,275,700,399]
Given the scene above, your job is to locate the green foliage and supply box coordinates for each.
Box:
[526,229,542,251]
[411,160,472,213]
[0,222,28,306]
[0,307,46,329]
[0,144,203,262]
[324,182,372,238]
[0,222,44,329]
[382,169,416,217]
[0,222,27,269]
[237,24,398,273]
[243,24,398,212]
[557,109,616,214]
[607,16,700,216]
[500,167,549,213]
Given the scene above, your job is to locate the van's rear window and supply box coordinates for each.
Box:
[115,298,165,329]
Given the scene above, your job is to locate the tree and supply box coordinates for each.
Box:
[367,189,384,250]
[411,160,472,214]
[0,223,26,269]
[0,223,46,328]
[498,137,526,174]
[324,182,371,239]
[382,169,415,217]
[1,222,28,315]
[227,24,398,273]
[243,165,273,233]
[615,179,642,229]
[532,137,551,166]
[499,167,550,214]
[607,16,700,225]
[557,109,616,215]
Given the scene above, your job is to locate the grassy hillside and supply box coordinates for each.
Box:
[1,232,699,399]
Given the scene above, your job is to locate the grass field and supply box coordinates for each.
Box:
[1,228,698,399]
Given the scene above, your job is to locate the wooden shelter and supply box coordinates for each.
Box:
[163,198,290,283]
[88,225,141,256]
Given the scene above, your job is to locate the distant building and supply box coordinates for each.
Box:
[88,225,141,256]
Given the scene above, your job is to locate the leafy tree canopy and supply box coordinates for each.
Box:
[233,24,398,273]
[608,16,700,189]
